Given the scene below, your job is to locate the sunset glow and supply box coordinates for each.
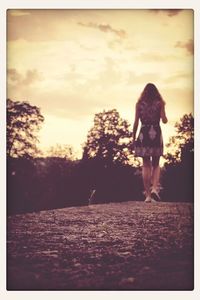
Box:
[7,9,194,158]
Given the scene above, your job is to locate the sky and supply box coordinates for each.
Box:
[7,9,194,158]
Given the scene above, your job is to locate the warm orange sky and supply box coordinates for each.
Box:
[7,9,194,158]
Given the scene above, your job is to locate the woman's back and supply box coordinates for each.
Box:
[137,100,161,125]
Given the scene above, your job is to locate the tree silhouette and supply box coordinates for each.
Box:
[7,99,44,158]
[164,113,194,165]
[46,144,76,160]
[162,113,194,202]
[81,109,142,204]
[83,109,133,166]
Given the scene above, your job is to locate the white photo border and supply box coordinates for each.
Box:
[1,1,199,299]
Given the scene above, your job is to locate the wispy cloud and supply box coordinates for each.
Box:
[7,68,43,85]
[175,39,194,55]
[78,22,126,39]
[164,72,192,84]
[136,52,178,62]
[7,68,22,83]
[151,9,183,17]
[9,10,31,17]
[127,71,160,85]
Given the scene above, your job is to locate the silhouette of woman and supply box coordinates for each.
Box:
[133,83,168,202]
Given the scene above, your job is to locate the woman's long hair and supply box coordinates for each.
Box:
[137,83,165,105]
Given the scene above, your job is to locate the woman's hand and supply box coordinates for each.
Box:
[133,103,139,144]
[161,102,168,124]
[132,137,137,149]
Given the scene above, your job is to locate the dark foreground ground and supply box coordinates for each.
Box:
[7,201,194,290]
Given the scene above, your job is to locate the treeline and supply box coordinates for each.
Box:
[7,157,143,214]
[7,99,194,214]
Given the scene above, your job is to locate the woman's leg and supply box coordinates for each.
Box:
[151,156,160,192]
[142,156,152,199]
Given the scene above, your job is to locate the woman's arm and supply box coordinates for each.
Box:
[133,103,139,141]
[160,102,168,124]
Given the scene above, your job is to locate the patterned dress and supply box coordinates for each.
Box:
[134,100,163,157]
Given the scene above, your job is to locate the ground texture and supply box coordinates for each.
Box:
[7,201,194,290]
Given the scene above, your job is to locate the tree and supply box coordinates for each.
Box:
[164,113,194,165]
[162,113,194,202]
[46,144,76,160]
[81,109,142,204]
[7,99,44,158]
[83,109,134,166]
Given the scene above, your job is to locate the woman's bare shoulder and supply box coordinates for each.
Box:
[160,100,166,107]
[135,101,140,109]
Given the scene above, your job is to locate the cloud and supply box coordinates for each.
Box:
[7,10,81,42]
[23,69,43,85]
[7,68,22,83]
[164,72,193,84]
[79,43,97,51]
[7,76,107,121]
[136,52,178,62]
[151,9,183,17]
[37,89,108,121]
[7,68,43,86]
[85,57,123,90]
[107,39,121,50]
[78,22,126,39]
[9,10,31,17]
[127,71,160,85]
[175,39,194,55]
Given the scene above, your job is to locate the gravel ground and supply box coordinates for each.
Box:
[7,201,194,290]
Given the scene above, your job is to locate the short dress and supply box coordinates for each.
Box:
[134,100,164,157]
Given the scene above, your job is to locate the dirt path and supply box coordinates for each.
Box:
[7,201,193,290]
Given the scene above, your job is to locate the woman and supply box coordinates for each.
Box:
[133,83,168,203]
